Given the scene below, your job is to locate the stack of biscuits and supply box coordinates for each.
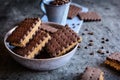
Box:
[6,17,81,59]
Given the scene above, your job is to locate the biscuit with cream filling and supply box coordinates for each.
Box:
[6,17,41,47]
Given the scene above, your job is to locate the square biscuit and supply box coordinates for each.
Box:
[46,25,81,57]
[6,17,41,47]
[80,67,104,80]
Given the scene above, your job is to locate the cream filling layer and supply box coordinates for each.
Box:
[57,38,82,57]
[27,34,51,59]
[105,59,120,70]
[99,72,104,80]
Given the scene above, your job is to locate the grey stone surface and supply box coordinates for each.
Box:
[0,0,120,80]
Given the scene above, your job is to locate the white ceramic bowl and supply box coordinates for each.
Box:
[4,22,78,71]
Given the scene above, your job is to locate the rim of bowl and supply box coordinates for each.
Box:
[4,22,78,61]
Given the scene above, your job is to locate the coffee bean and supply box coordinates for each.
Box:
[85,28,88,31]
[106,39,109,42]
[97,49,104,54]
[106,51,109,53]
[101,37,105,40]
[90,52,94,55]
[84,46,88,49]
[88,42,93,46]
[97,49,102,53]
[101,52,104,54]
[101,41,105,44]
[100,46,104,49]
[88,32,94,35]
[72,23,75,26]
[89,40,93,42]
[82,33,85,35]
[105,7,110,10]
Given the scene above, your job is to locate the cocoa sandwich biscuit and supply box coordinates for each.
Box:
[6,17,41,47]
[80,67,104,80]
[105,53,120,71]
[68,4,82,19]
[40,23,58,33]
[78,12,101,21]
[46,25,81,57]
[13,29,51,59]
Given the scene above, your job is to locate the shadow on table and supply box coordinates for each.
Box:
[0,39,34,72]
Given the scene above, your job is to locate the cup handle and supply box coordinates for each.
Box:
[40,0,46,14]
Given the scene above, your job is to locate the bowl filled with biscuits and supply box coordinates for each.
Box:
[4,17,81,71]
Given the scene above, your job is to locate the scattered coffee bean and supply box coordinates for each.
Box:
[101,38,105,40]
[90,52,94,55]
[106,50,109,53]
[97,49,103,54]
[82,33,85,35]
[85,28,88,31]
[105,7,110,10]
[88,32,94,35]
[84,46,88,49]
[88,42,93,46]
[72,23,75,26]
[101,41,105,44]
[106,39,109,42]
[101,52,104,54]
[89,40,93,42]
[100,46,104,49]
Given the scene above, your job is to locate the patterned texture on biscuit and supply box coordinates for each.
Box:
[13,30,51,59]
[81,67,104,80]
[46,25,81,57]
[68,5,82,19]
[6,17,41,47]
[78,12,101,21]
